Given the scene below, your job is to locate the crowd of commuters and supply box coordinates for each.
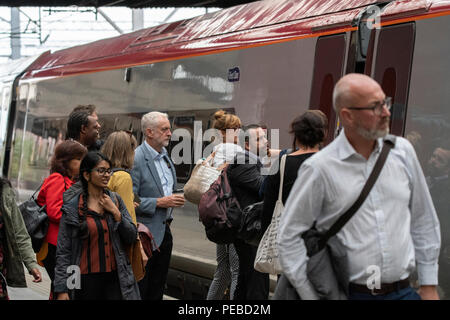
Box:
[0,73,443,300]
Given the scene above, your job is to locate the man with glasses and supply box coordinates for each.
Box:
[278,73,441,300]
[131,111,184,300]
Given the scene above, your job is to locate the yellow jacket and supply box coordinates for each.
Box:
[107,170,137,225]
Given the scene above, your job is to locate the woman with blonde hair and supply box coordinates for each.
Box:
[101,131,147,281]
[206,109,242,300]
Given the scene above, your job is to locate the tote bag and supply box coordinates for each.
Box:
[254,154,287,274]
[184,152,227,205]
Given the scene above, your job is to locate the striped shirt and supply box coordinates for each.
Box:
[78,198,117,274]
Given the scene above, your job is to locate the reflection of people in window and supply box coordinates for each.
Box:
[406,131,426,168]
[427,146,450,218]
[427,147,450,298]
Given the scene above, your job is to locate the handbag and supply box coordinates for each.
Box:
[254,154,287,274]
[273,135,396,300]
[18,183,48,253]
[125,237,147,282]
[184,152,227,205]
[137,222,159,258]
[110,191,148,282]
[237,201,264,246]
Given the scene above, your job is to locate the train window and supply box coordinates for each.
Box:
[404,15,450,297]
[309,33,347,145]
[365,22,415,136]
[168,115,195,184]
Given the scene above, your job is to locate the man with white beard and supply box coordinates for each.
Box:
[278,73,441,300]
[132,111,184,300]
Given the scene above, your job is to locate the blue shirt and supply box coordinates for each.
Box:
[144,141,174,197]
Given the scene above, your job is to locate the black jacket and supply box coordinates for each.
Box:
[227,150,264,208]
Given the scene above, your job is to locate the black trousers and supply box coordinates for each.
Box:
[42,243,57,299]
[74,271,122,300]
[138,224,173,300]
[233,239,269,300]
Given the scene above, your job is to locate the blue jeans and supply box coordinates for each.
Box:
[349,286,421,300]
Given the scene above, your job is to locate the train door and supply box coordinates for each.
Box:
[364,23,416,136]
[309,33,347,145]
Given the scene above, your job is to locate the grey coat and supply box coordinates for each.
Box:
[131,143,177,248]
[54,188,140,300]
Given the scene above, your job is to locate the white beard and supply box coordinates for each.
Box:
[357,126,389,140]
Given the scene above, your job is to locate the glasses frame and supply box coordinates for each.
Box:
[346,96,392,116]
[92,167,113,176]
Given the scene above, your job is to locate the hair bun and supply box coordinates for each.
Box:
[213,109,226,120]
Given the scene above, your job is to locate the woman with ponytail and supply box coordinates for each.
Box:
[54,151,140,300]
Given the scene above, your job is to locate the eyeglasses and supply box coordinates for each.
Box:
[92,167,112,176]
[346,97,392,116]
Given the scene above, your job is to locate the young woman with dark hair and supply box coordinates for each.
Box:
[54,151,140,300]
[0,178,42,300]
[36,139,87,299]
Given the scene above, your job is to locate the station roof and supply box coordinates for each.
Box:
[1,0,257,8]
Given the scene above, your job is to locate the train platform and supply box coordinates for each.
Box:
[7,265,177,300]
[7,265,50,300]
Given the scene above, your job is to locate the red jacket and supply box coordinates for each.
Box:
[36,173,74,246]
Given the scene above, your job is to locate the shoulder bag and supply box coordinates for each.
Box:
[184,151,227,205]
[110,179,148,282]
[273,135,396,300]
[254,154,287,274]
[18,182,48,253]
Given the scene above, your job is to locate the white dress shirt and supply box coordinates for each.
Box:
[278,130,441,299]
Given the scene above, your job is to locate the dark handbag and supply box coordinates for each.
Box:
[236,201,264,246]
[137,223,159,258]
[273,135,396,300]
[18,183,48,253]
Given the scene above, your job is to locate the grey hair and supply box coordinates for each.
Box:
[141,111,169,132]
[333,81,345,114]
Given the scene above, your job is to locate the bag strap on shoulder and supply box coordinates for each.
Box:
[277,155,287,203]
[203,151,216,165]
[319,135,396,249]
[31,181,45,200]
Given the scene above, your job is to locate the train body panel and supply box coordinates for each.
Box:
[1,0,449,299]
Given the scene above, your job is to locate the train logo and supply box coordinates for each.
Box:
[228,67,240,82]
